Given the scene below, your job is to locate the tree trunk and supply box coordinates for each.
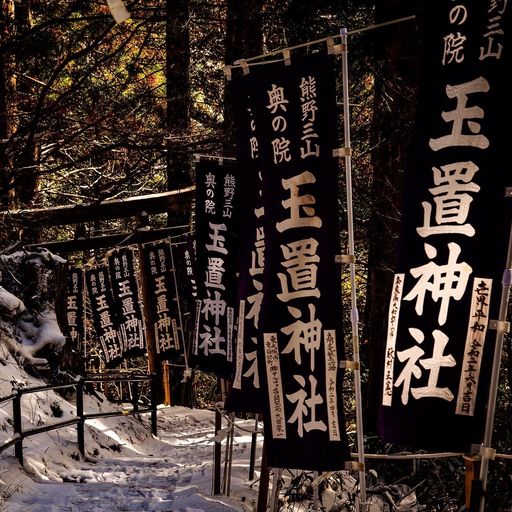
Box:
[363,0,422,431]
[13,0,41,245]
[165,0,192,403]
[166,0,191,193]
[0,0,16,209]
[13,0,38,209]
[223,0,264,152]
[282,0,325,46]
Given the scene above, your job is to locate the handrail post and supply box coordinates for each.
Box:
[213,404,222,495]
[132,379,139,413]
[76,376,85,458]
[12,389,23,466]
[150,373,158,436]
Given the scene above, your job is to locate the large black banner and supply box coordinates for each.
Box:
[192,159,239,378]
[85,265,123,367]
[65,267,85,354]
[380,1,512,451]
[225,86,264,414]
[234,53,350,470]
[108,247,145,357]
[141,241,182,358]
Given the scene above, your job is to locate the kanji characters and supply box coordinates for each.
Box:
[429,77,490,151]
[404,242,472,325]
[286,374,327,438]
[394,328,456,405]
[417,161,480,237]
[276,172,322,232]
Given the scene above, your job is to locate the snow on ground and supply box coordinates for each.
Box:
[0,352,262,512]
[0,351,422,512]
[3,408,260,512]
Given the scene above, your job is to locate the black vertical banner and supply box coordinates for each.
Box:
[193,159,239,379]
[236,53,350,470]
[65,267,85,354]
[85,265,123,368]
[108,247,145,357]
[173,234,198,314]
[141,241,181,358]
[225,87,264,414]
[379,1,512,451]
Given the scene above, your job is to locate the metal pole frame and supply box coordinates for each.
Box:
[312,471,320,512]
[213,390,223,495]
[256,440,270,512]
[268,468,283,512]
[221,412,236,496]
[226,412,235,496]
[340,28,368,511]
[478,196,512,512]
[150,372,158,436]
[227,16,416,71]
[248,416,259,481]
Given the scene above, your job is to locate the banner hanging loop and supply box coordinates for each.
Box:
[282,49,291,66]
[335,254,355,264]
[339,360,360,370]
[480,446,496,460]
[488,319,510,333]
[224,66,232,81]
[236,59,250,75]
[228,17,415,70]
[332,147,352,158]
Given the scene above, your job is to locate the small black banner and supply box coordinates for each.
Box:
[64,267,85,354]
[85,265,123,367]
[172,234,198,315]
[141,241,181,358]
[225,87,264,415]
[192,158,239,379]
[108,247,146,357]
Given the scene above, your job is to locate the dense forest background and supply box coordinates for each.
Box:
[2,1,512,508]
[0,0,424,426]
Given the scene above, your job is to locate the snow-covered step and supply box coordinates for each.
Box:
[7,455,242,512]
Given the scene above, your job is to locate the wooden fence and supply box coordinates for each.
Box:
[0,372,158,466]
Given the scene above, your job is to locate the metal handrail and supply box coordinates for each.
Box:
[0,434,21,454]
[0,392,17,403]
[0,372,158,465]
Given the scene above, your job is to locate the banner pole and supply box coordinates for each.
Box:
[223,412,235,495]
[248,416,259,480]
[137,244,162,400]
[169,242,190,370]
[227,16,416,70]
[256,439,270,512]
[213,393,223,495]
[226,413,235,496]
[268,468,283,512]
[81,269,87,363]
[312,471,319,512]
[478,197,512,512]
[340,28,368,511]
